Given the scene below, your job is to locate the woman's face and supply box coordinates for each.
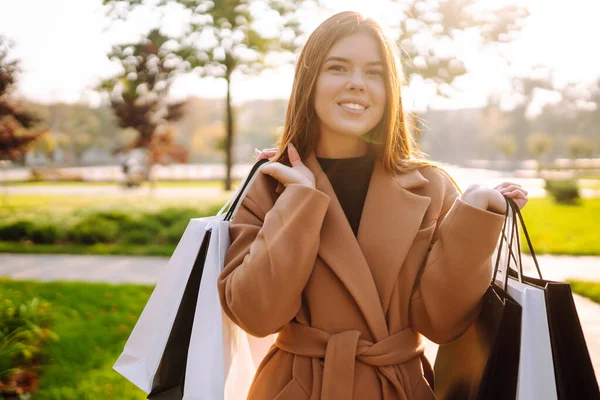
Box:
[314,32,387,144]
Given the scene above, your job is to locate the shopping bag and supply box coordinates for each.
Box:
[114,159,276,399]
[434,198,522,400]
[504,199,600,400]
[505,276,557,399]
[113,217,213,393]
[493,203,558,400]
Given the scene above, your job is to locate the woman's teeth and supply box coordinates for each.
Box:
[340,103,366,111]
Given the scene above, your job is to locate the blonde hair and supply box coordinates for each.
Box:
[272,11,431,173]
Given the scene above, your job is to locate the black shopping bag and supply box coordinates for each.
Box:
[434,198,522,400]
[505,199,600,400]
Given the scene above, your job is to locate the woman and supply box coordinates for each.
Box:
[218,11,528,400]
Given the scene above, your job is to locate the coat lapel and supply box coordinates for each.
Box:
[357,162,431,315]
[305,153,388,340]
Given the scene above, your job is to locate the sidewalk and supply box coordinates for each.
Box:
[1,253,599,380]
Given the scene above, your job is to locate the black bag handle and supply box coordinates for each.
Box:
[224,158,270,221]
[492,196,517,290]
[497,197,544,281]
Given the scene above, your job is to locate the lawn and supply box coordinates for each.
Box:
[519,197,600,256]
[0,279,152,400]
[6,180,240,188]
[569,280,600,304]
[0,195,599,256]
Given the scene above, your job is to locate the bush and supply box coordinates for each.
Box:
[69,217,119,245]
[92,210,134,225]
[120,217,163,235]
[30,223,59,244]
[545,180,580,204]
[150,207,199,227]
[0,291,58,385]
[121,229,156,245]
[0,220,35,242]
[159,219,189,245]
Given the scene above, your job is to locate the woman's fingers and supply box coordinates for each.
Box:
[260,162,298,186]
[494,181,522,191]
[287,143,304,167]
[254,148,278,161]
[498,185,528,196]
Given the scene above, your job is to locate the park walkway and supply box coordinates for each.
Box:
[1,253,599,380]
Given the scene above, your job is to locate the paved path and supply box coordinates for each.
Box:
[1,253,599,381]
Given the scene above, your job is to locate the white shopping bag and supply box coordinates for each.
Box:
[113,216,216,393]
[183,218,275,400]
[506,277,558,400]
[115,159,276,398]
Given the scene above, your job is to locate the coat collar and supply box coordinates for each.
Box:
[305,152,431,341]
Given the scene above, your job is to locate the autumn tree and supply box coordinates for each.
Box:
[104,0,308,190]
[0,36,43,162]
[100,29,188,169]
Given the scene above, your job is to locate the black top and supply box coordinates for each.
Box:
[317,153,376,236]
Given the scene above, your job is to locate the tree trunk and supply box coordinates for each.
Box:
[224,76,234,191]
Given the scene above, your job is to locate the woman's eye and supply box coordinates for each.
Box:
[329,65,346,72]
[367,70,384,76]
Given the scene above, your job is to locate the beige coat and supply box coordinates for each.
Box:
[218,153,505,400]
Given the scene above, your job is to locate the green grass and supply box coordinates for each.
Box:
[519,198,600,255]
[568,280,600,304]
[7,180,240,188]
[0,241,175,256]
[0,279,153,400]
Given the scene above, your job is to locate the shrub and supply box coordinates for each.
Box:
[29,223,59,244]
[121,229,156,245]
[159,219,189,245]
[0,221,35,242]
[0,291,58,383]
[545,180,580,204]
[69,217,119,245]
[120,217,163,235]
[150,207,199,227]
[92,210,134,225]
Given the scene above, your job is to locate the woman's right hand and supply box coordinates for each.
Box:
[259,143,316,189]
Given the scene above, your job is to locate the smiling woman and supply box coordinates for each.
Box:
[219,10,530,400]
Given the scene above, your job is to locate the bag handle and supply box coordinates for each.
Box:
[504,197,544,280]
[218,159,270,221]
[492,196,516,290]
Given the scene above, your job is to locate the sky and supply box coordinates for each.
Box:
[0,0,599,112]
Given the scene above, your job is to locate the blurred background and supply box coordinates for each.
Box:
[0,0,599,398]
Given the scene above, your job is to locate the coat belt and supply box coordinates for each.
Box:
[275,322,425,399]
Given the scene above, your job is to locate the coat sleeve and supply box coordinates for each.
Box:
[409,169,505,344]
[218,175,330,337]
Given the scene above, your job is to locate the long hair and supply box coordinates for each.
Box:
[272,11,430,173]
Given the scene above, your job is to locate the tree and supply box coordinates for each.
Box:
[100,29,187,158]
[527,132,553,172]
[104,0,308,190]
[392,0,529,95]
[0,36,43,162]
[567,136,596,159]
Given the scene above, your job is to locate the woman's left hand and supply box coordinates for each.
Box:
[494,182,529,210]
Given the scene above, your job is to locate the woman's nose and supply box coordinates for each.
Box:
[346,70,366,91]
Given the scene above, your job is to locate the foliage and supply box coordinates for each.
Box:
[527,132,553,163]
[544,179,580,204]
[100,29,188,159]
[103,0,309,190]
[0,290,58,397]
[0,197,224,254]
[0,280,152,399]
[0,36,44,161]
[68,217,120,245]
[567,136,597,159]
